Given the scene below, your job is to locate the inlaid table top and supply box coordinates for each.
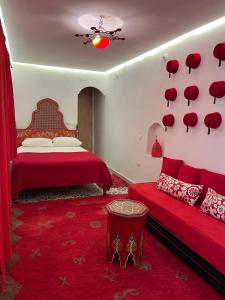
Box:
[106,199,149,218]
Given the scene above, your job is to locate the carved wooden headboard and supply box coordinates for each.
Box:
[17,98,78,146]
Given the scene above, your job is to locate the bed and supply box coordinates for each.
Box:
[12,98,112,198]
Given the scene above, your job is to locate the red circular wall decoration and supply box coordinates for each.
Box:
[184,85,199,106]
[209,81,225,104]
[162,114,175,131]
[204,112,222,135]
[183,112,198,132]
[166,60,179,78]
[185,53,201,74]
[164,88,177,107]
[213,43,225,67]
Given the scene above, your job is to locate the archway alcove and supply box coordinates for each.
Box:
[77,86,105,154]
[147,122,165,157]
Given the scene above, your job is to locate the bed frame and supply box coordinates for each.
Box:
[146,215,225,295]
[15,98,108,197]
[16,98,78,146]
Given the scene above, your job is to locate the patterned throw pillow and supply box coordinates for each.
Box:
[201,188,225,223]
[157,173,203,206]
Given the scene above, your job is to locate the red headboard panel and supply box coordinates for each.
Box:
[17,98,78,146]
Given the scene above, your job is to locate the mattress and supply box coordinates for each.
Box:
[17,146,87,153]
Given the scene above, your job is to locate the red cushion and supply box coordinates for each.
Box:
[161,157,183,178]
[200,169,225,198]
[128,182,225,275]
[178,164,201,185]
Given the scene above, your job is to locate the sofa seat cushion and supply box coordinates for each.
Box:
[128,182,225,275]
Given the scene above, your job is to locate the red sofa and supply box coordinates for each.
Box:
[128,158,225,294]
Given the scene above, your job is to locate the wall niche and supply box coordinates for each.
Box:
[147,122,165,157]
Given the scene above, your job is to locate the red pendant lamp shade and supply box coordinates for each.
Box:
[213,43,225,66]
[92,35,111,49]
[164,88,177,107]
[151,138,162,157]
[209,81,225,104]
[162,114,175,131]
[166,60,179,78]
[204,112,222,135]
[185,53,201,74]
[184,85,199,106]
[183,113,198,132]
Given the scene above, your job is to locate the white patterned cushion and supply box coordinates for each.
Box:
[157,173,203,206]
[201,188,225,223]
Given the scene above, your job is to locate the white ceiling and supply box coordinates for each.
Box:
[1,0,225,71]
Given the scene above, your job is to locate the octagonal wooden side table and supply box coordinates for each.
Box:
[105,199,149,268]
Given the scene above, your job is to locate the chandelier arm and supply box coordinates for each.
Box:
[112,37,125,40]
[83,39,92,45]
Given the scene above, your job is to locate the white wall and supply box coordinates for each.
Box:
[12,63,106,129]
[98,24,225,182]
[98,57,165,182]
[12,23,225,183]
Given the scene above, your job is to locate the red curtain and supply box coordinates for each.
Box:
[0,20,17,289]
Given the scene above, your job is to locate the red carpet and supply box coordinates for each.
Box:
[111,174,128,187]
[8,195,223,300]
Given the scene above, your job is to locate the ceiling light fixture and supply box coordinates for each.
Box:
[75,16,125,49]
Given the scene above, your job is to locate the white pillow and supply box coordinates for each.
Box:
[52,137,82,147]
[201,188,225,223]
[157,173,203,206]
[22,138,53,147]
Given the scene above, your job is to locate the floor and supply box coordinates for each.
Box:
[1,175,223,300]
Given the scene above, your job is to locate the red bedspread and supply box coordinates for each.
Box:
[12,152,112,196]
